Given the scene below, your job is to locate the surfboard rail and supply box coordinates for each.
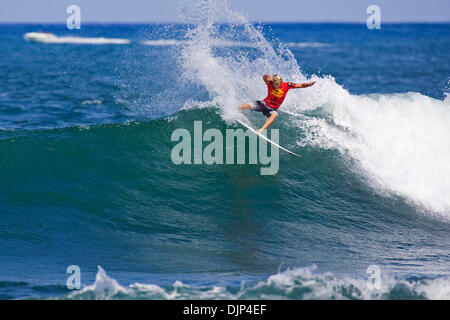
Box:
[236,119,300,157]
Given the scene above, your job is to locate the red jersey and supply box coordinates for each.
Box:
[264,81,295,109]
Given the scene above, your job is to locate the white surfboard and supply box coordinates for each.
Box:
[236,119,300,157]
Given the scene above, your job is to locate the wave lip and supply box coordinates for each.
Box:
[24,32,130,44]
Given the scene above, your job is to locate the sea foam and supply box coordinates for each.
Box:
[65,265,450,300]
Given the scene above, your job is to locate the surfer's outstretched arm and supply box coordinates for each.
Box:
[293,81,316,88]
[257,112,278,134]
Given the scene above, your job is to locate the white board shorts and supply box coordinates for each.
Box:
[248,100,278,118]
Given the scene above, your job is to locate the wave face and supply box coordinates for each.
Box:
[1,0,450,300]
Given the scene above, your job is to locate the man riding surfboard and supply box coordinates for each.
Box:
[238,74,316,133]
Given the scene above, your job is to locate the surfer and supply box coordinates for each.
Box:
[238,74,316,133]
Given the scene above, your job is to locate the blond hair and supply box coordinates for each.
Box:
[272,74,282,84]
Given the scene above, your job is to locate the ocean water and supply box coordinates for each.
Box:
[1,1,450,300]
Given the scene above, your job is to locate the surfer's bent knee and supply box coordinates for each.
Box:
[239,103,251,110]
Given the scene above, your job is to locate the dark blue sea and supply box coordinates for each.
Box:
[1,3,450,300]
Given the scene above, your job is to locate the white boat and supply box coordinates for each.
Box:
[24,32,59,43]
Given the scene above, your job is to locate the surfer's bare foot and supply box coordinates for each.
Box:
[257,128,264,134]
